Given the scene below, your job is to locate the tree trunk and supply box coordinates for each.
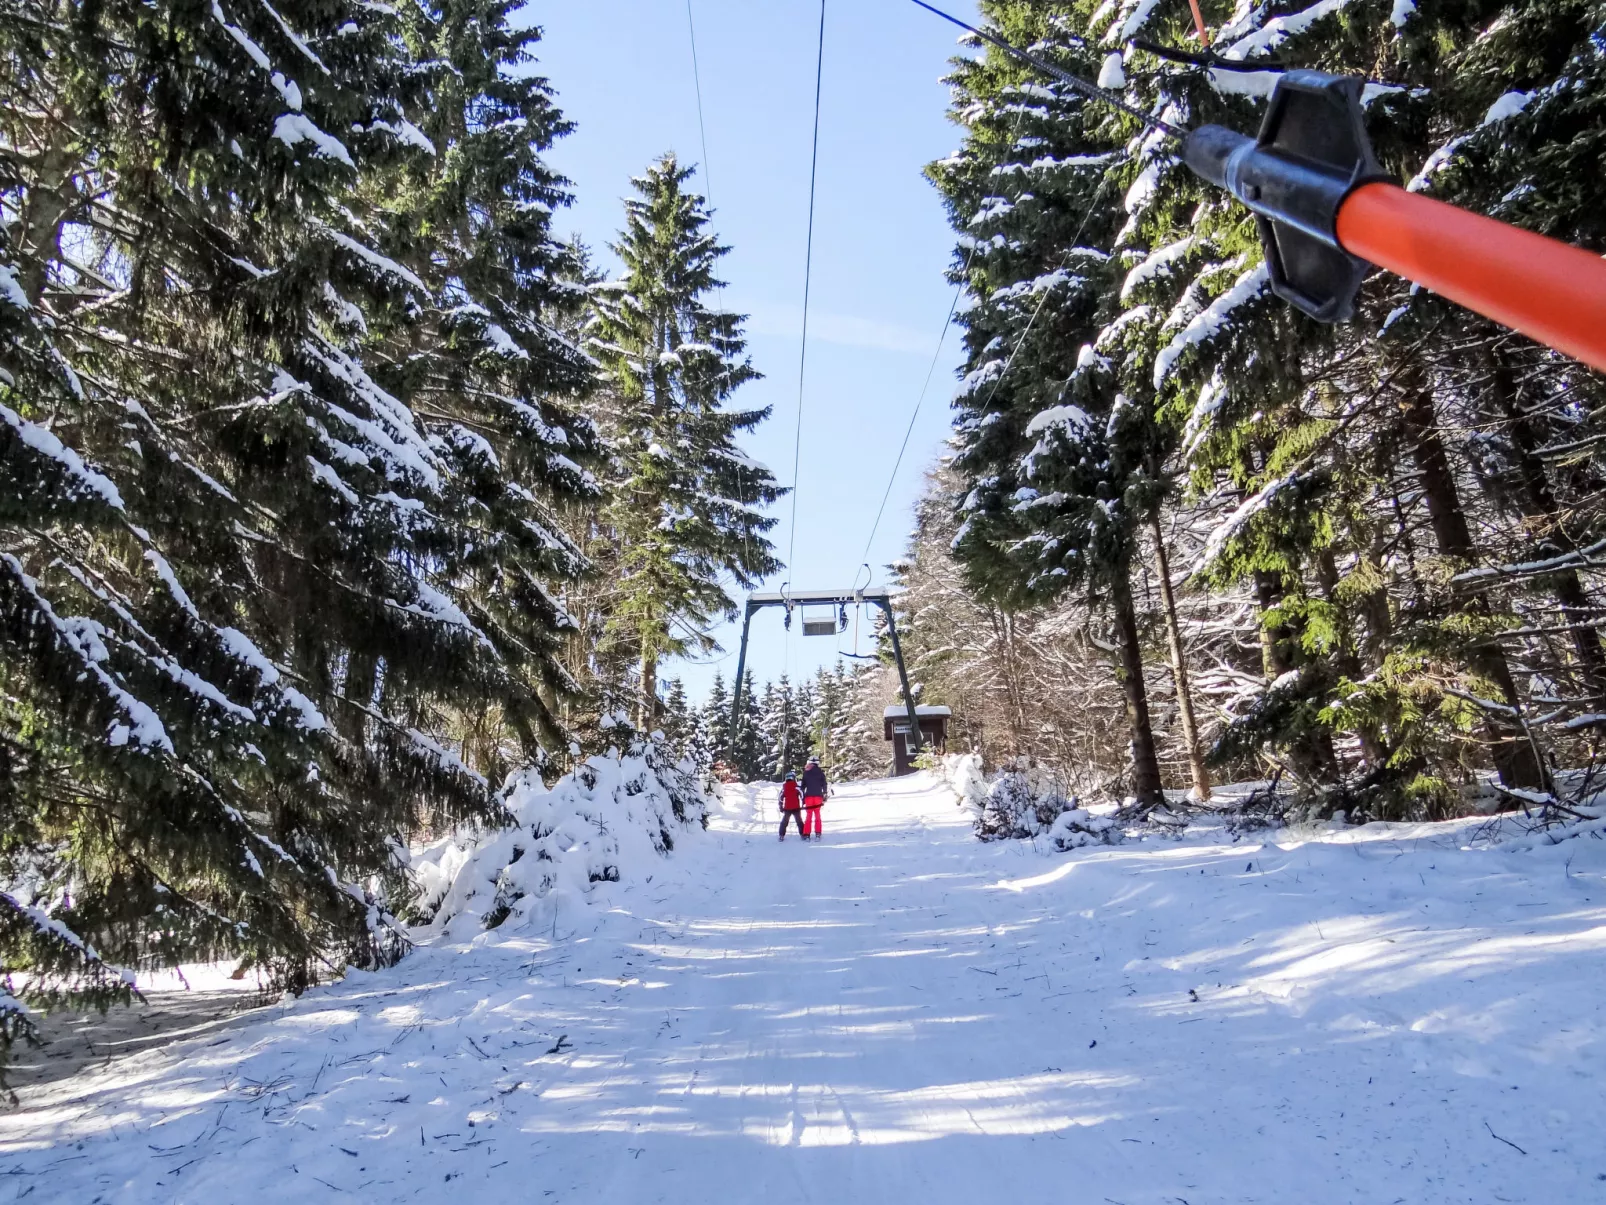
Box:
[1315,549,1388,770]
[1253,570,1342,783]
[1149,515,1210,801]
[640,654,658,733]
[339,651,379,745]
[1484,355,1606,699]
[1253,571,1291,679]
[1110,567,1165,807]
[1401,387,1549,791]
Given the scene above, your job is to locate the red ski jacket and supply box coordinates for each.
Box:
[780,780,802,810]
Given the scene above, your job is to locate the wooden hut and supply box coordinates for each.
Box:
[883,706,950,777]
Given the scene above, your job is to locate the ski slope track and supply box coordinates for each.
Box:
[5,775,1605,1202]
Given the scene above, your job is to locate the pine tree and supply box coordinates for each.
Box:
[0,0,600,1044]
[659,677,693,752]
[587,156,784,728]
[730,669,765,781]
[928,2,1166,805]
[694,671,731,770]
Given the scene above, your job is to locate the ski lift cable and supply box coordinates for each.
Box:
[906,0,1606,369]
[686,0,714,205]
[855,101,1030,575]
[906,0,1186,139]
[786,0,828,583]
[858,276,965,571]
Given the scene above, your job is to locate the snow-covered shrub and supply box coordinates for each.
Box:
[406,738,710,938]
[947,755,1123,849]
[1044,807,1122,850]
[942,752,989,820]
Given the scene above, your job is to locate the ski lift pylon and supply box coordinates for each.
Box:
[729,586,923,756]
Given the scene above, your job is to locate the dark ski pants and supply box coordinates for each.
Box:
[779,808,805,838]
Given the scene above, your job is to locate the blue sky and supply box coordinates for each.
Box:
[530,0,980,703]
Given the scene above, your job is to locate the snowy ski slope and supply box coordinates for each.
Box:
[3,773,1604,1202]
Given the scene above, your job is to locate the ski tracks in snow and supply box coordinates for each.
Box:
[3,774,1606,1202]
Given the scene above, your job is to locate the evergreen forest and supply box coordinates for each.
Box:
[5,0,1606,1083]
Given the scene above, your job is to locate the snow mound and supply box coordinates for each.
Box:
[409,740,709,938]
[942,753,1123,849]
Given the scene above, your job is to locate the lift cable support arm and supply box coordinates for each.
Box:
[728,587,925,756]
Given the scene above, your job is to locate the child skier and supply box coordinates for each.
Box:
[778,772,804,841]
[801,757,828,839]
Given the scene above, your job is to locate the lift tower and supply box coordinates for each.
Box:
[728,586,923,757]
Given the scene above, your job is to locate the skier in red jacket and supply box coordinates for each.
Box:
[778,772,805,841]
[801,757,828,839]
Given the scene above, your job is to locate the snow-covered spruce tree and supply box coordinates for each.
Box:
[1099,0,1603,811]
[928,2,1168,805]
[587,156,783,730]
[730,669,766,781]
[659,677,695,753]
[757,679,784,779]
[377,0,603,759]
[693,670,731,770]
[0,0,598,1041]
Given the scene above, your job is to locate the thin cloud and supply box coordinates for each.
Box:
[733,299,942,356]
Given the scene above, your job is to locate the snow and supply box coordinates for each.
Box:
[1120,236,1193,301]
[304,336,441,489]
[404,727,489,791]
[367,119,436,154]
[278,685,328,732]
[1097,51,1126,90]
[414,746,704,938]
[1182,370,1227,454]
[1483,88,1536,124]
[271,114,355,167]
[306,455,360,504]
[11,773,1606,1202]
[320,228,425,290]
[482,322,529,360]
[1111,0,1164,41]
[2,555,173,753]
[0,262,29,311]
[217,627,281,686]
[881,705,953,718]
[1,891,137,987]
[210,0,271,71]
[1023,403,1093,438]
[1199,469,1309,567]
[0,401,125,509]
[144,550,199,620]
[1218,0,1357,59]
[257,0,327,72]
[1153,262,1270,388]
[1409,90,1537,191]
[399,579,491,647]
[1391,0,1417,26]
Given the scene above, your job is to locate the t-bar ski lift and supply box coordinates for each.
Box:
[729,586,924,756]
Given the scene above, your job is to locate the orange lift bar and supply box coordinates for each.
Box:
[1335,184,1606,373]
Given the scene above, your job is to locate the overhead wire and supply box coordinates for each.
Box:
[856,97,1030,574]
[780,0,828,693]
[905,0,1187,139]
[787,0,827,583]
[685,0,714,207]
